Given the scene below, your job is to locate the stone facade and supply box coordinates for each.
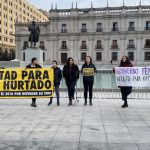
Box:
[15,5,150,65]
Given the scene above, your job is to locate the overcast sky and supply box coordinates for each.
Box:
[28,0,150,11]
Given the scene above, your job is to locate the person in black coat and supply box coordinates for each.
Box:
[26,57,42,107]
[81,56,97,106]
[113,56,133,108]
[63,57,79,106]
[48,60,62,106]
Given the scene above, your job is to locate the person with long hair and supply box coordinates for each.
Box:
[81,56,97,106]
[48,60,62,106]
[114,56,133,108]
[63,57,79,106]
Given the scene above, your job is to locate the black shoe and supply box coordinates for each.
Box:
[31,103,36,107]
[122,103,128,108]
[89,102,93,106]
[68,102,72,106]
[57,102,60,106]
[89,100,93,106]
[48,100,52,106]
[84,102,87,106]
[68,98,72,106]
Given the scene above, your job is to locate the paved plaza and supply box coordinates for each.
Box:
[0,98,150,150]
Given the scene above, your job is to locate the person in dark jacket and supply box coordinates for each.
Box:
[113,56,133,108]
[63,57,79,106]
[48,60,62,106]
[81,56,96,106]
[26,57,42,107]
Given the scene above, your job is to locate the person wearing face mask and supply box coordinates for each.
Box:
[63,57,79,106]
[48,60,62,106]
[113,56,133,108]
[81,56,97,106]
[26,57,42,107]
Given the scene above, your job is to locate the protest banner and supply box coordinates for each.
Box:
[0,68,54,98]
[115,67,150,87]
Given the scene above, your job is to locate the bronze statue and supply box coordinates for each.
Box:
[28,21,40,47]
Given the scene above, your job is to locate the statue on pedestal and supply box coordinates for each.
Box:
[28,21,40,48]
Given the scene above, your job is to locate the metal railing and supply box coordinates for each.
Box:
[53,70,150,100]
[128,27,135,31]
[96,28,103,32]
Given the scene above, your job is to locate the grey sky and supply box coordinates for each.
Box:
[28,0,150,11]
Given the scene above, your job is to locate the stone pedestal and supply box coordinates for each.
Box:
[25,47,43,66]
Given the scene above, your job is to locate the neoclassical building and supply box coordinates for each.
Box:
[15,4,150,65]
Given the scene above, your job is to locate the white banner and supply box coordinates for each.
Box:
[115,67,150,87]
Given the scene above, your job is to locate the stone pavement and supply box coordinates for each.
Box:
[0,98,150,150]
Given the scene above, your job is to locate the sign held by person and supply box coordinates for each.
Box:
[0,68,54,98]
[115,67,150,87]
[82,68,94,76]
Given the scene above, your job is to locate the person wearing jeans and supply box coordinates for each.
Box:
[48,60,62,106]
[81,56,96,106]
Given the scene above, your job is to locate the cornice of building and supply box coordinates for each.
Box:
[15,21,49,26]
[15,30,150,37]
[49,5,150,18]
[38,9,50,18]
[49,5,150,12]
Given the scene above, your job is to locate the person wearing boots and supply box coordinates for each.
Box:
[48,60,62,106]
[113,56,133,108]
[63,57,79,106]
[81,56,97,106]
[26,57,42,107]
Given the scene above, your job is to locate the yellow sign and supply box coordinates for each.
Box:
[82,68,94,76]
[0,68,54,98]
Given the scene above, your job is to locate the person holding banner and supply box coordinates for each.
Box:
[81,56,96,106]
[63,57,79,106]
[26,57,42,107]
[48,60,62,106]
[113,56,133,108]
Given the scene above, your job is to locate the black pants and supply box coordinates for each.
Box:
[32,98,36,104]
[83,80,94,101]
[120,87,132,103]
[66,80,76,99]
